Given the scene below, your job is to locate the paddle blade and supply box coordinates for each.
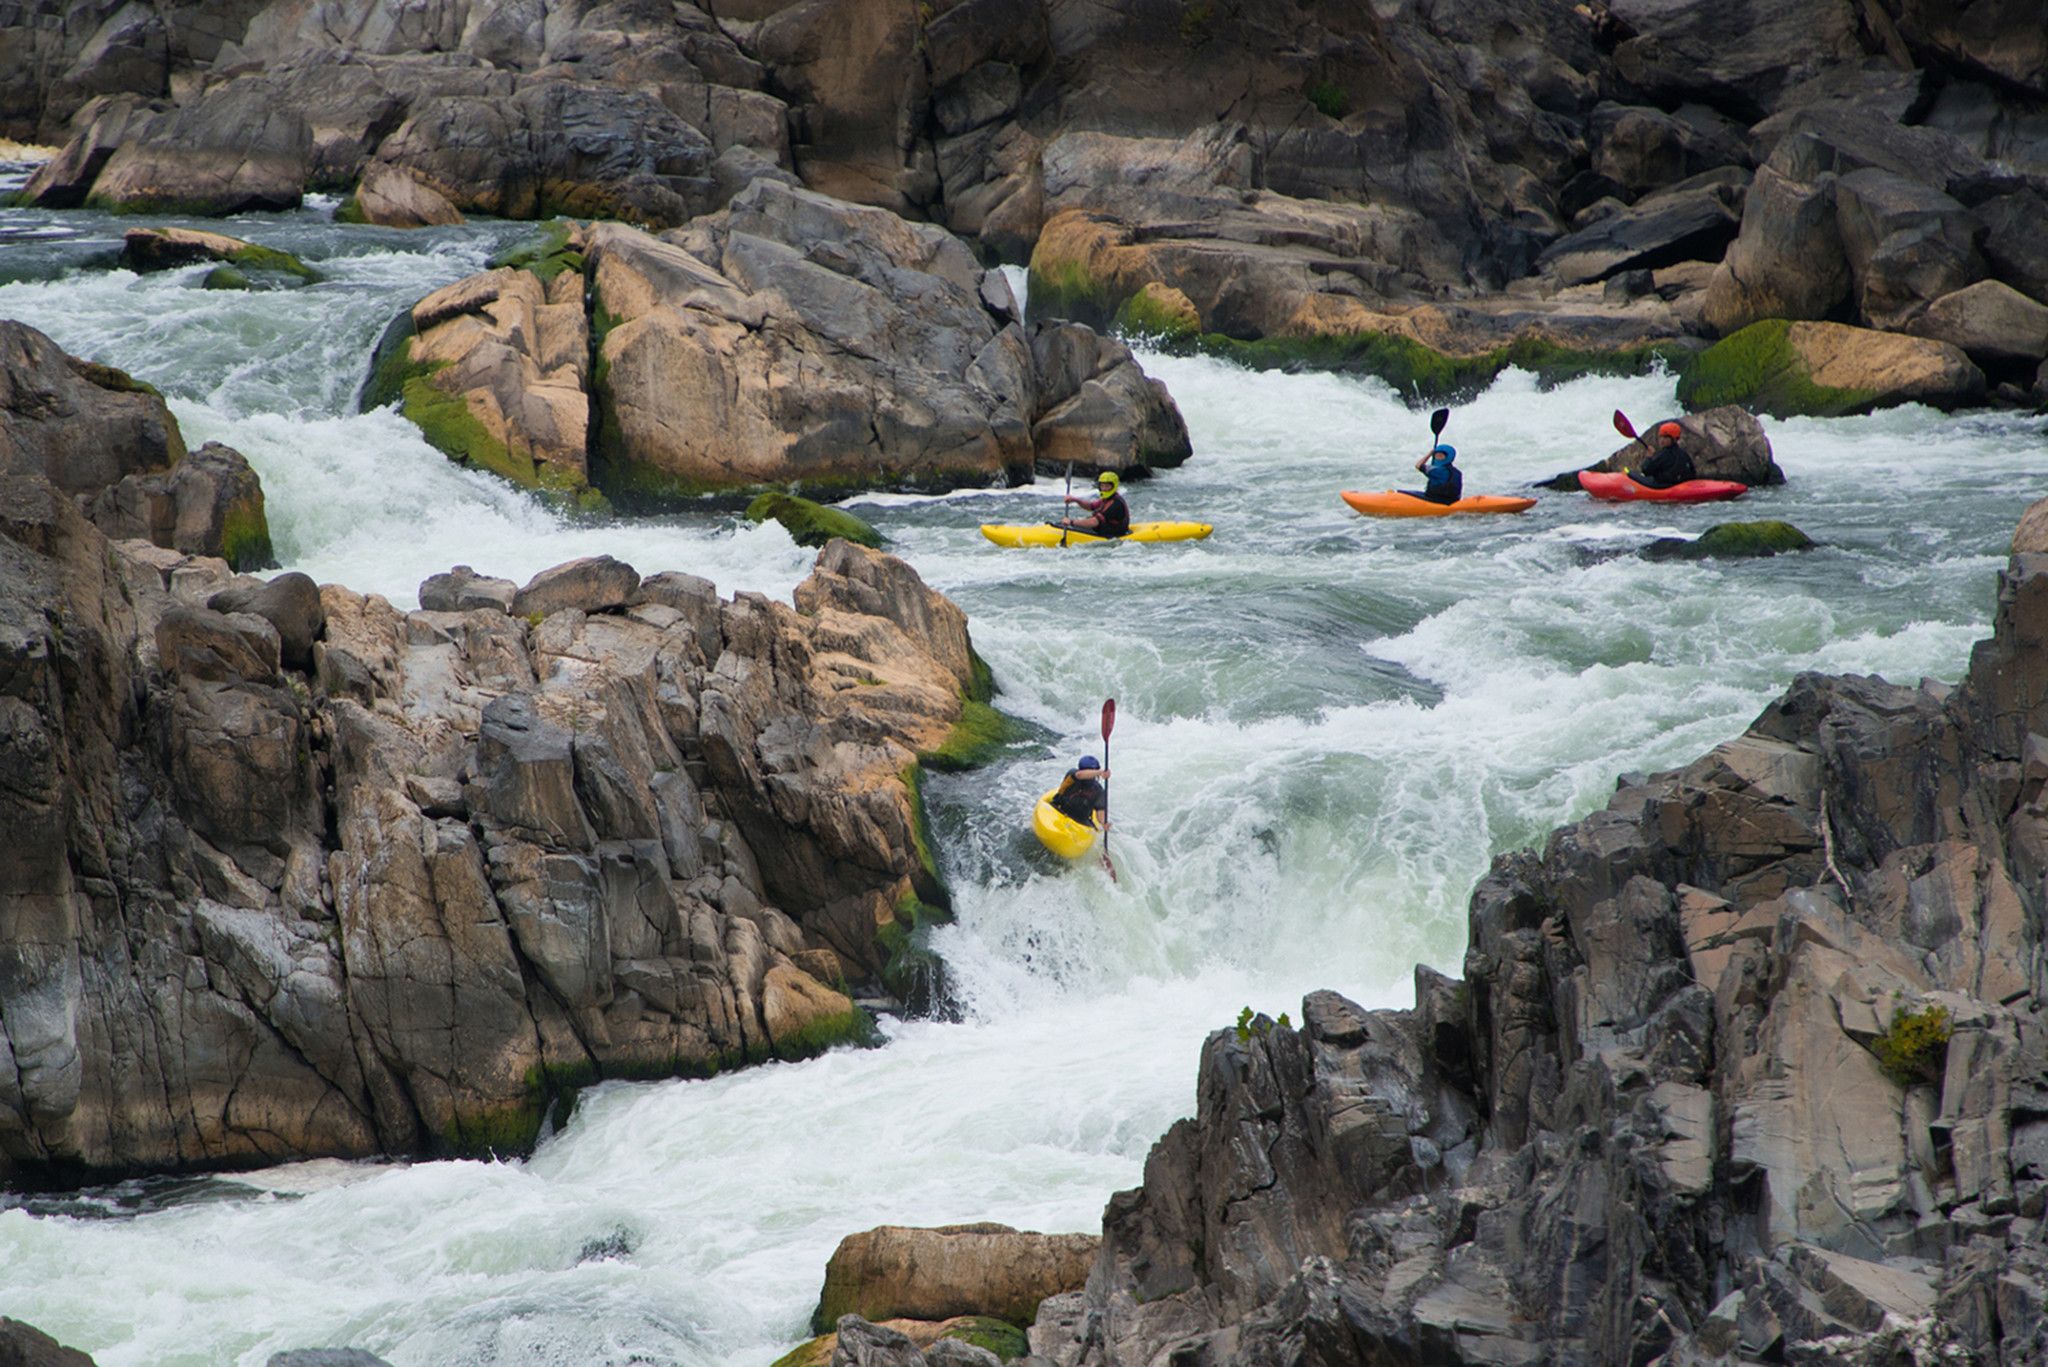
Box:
[1101,697,1117,740]
[1429,407,1450,438]
[1612,409,1638,440]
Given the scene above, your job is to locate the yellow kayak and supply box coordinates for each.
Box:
[981,520,1214,548]
[1033,789,1100,859]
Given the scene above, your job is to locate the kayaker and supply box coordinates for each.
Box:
[1632,422,1697,489]
[1409,444,1462,505]
[1050,756,1110,828]
[1059,471,1132,536]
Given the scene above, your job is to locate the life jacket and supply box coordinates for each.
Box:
[1052,773,1105,823]
[1098,492,1131,537]
[1425,461,1462,504]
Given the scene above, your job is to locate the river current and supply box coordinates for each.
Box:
[0,199,2041,1365]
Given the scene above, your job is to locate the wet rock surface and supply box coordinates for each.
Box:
[1027,498,2048,1366]
[0,383,996,1180]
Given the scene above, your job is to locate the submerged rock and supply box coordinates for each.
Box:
[747,493,885,550]
[121,226,319,284]
[0,1318,95,1366]
[1024,496,2048,1366]
[1641,519,1816,560]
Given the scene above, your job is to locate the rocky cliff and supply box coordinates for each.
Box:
[0,323,1001,1184]
[15,0,2044,412]
[1020,501,2048,1365]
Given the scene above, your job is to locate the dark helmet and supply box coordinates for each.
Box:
[1078,755,1100,770]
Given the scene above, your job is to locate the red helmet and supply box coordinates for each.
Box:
[1659,421,1683,439]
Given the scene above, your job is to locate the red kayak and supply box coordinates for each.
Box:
[1577,471,1748,503]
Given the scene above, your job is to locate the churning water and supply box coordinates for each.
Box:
[0,202,2041,1365]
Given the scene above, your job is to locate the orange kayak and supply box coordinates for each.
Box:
[1340,490,1536,518]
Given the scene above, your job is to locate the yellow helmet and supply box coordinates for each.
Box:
[1096,470,1121,493]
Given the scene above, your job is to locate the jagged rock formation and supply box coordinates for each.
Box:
[0,449,995,1180]
[367,191,1188,502]
[9,0,2046,409]
[1028,500,2048,1365]
[0,319,273,568]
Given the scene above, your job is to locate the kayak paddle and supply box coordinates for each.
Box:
[1613,409,1646,447]
[1099,697,1117,883]
[1429,406,1450,444]
[1060,461,1073,547]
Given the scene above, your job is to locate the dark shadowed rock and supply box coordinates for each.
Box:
[0,1318,96,1366]
[510,555,640,620]
[209,572,325,672]
[1641,520,1816,560]
[0,321,184,496]
[265,1352,394,1367]
[89,440,274,571]
[1538,175,1744,285]
[1834,167,1984,330]
[157,605,282,684]
[1973,190,2048,304]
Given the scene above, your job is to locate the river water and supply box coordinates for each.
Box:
[0,199,2040,1366]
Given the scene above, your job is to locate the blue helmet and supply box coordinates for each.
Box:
[1431,444,1456,461]
[1078,755,1100,770]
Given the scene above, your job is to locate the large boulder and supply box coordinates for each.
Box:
[85,77,312,215]
[369,262,595,499]
[88,440,275,571]
[0,337,996,1183]
[1556,404,1783,487]
[1833,167,1983,331]
[0,1318,96,1367]
[1972,190,2048,305]
[345,163,463,228]
[0,321,184,496]
[815,1225,1100,1331]
[1026,321,1191,476]
[1679,318,1985,416]
[1538,173,1745,286]
[1904,279,2048,367]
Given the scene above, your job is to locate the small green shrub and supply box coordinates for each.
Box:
[1872,1004,1952,1086]
[1306,80,1349,119]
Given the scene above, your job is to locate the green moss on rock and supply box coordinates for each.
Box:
[226,242,319,282]
[70,359,161,399]
[746,491,885,549]
[202,265,250,291]
[1027,256,1121,332]
[1113,283,1200,343]
[490,219,586,283]
[1641,520,1815,562]
[770,1336,834,1367]
[219,494,276,572]
[945,1317,1030,1360]
[334,195,369,225]
[921,700,1025,772]
[1676,319,1880,418]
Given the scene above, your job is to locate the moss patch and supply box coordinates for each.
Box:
[745,491,885,549]
[202,265,250,291]
[1026,255,1120,332]
[1113,284,1199,344]
[771,1336,834,1367]
[921,700,1026,772]
[490,219,586,284]
[219,494,276,572]
[1194,329,1695,407]
[402,367,538,487]
[226,241,319,282]
[1641,520,1815,562]
[967,645,997,704]
[944,1318,1031,1360]
[774,1004,880,1061]
[70,358,161,399]
[1676,318,1881,418]
[1306,80,1350,118]
[334,195,368,225]
[1872,1004,1952,1086]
